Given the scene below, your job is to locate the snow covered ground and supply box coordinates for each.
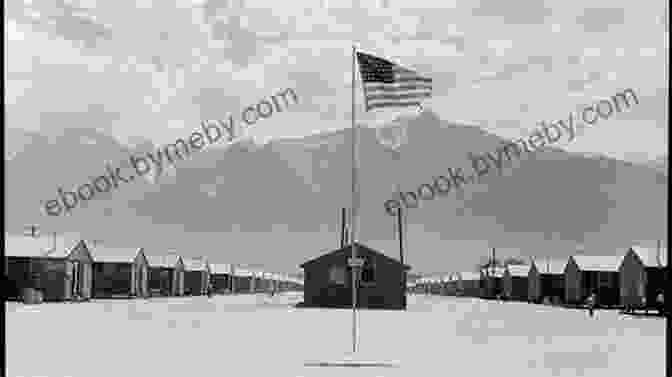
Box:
[6,293,665,377]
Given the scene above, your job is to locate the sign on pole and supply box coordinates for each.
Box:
[348,257,365,267]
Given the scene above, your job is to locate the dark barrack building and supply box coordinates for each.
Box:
[565,255,623,307]
[5,234,94,302]
[146,253,185,296]
[91,246,149,299]
[300,242,411,310]
[619,245,668,311]
[182,257,210,296]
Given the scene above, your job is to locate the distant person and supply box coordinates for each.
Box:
[207,283,213,298]
[586,291,597,318]
[656,291,664,315]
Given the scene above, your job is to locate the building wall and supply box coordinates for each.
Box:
[235,276,252,293]
[248,277,256,293]
[540,274,565,304]
[132,253,149,298]
[93,263,133,298]
[454,279,464,295]
[149,267,175,296]
[64,260,92,300]
[644,267,666,306]
[67,242,94,300]
[201,268,210,294]
[528,264,540,302]
[564,258,581,304]
[5,257,37,300]
[429,281,441,295]
[41,259,68,301]
[502,272,512,298]
[566,263,620,306]
[184,270,205,295]
[509,277,529,301]
[480,275,503,298]
[175,265,185,296]
[63,260,73,301]
[5,257,71,301]
[593,271,620,307]
[303,248,407,310]
[211,273,231,292]
[619,250,646,308]
[461,279,481,297]
[443,281,457,296]
[81,262,93,299]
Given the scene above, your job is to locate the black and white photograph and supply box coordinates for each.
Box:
[4,0,669,376]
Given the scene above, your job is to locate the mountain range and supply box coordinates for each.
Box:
[5,110,668,274]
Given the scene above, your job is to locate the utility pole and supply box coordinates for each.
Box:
[666,236,671,377]
[491,247,496,298]
[398,205,404,266]
[492,247,496,274]
[23,225,40,294]
[397,204,406,308]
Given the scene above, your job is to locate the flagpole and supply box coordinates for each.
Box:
[350,44,359,354]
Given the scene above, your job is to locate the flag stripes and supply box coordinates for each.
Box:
[367,101,424,110]
[356,51,432,111]
[364,84,432,92]
[366,92,432,101]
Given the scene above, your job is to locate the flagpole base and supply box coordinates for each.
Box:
[304,353,401,368]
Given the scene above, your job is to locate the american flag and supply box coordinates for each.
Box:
[356,51,432,111]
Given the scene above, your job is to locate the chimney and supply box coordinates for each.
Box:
[343,208,350,246]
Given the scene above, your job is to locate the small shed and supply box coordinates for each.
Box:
[278,274,290,292]
[429,276,442,295]
[210,263,234,293]
[457,271,482,297]
[480,266,506,298]
[502,264,531,301]
[565,255,623,307]
[233,267,254,293]
[619,246,667,309]
[257,271,269,292]
[268,272,280,292]
[5,234,94,302]
[252,270,266,292]
[441,274,458,296]
[300,242,411,310]
[528,258,567,304]
[146,254,184,296]
[92,246,149,298]
[182,257,210,295]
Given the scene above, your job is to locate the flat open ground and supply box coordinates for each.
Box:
[6,293,665,377]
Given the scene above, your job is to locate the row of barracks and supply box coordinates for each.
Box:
[411,245,667,310]
[5,233,303,303]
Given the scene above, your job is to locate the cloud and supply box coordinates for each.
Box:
[471,0,552,25]
[575,8,626,33]
[4,1,667,162]
[567,71,602,93]
[8,0,113,49]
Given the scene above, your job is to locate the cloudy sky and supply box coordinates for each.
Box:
[6,0,668,162]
